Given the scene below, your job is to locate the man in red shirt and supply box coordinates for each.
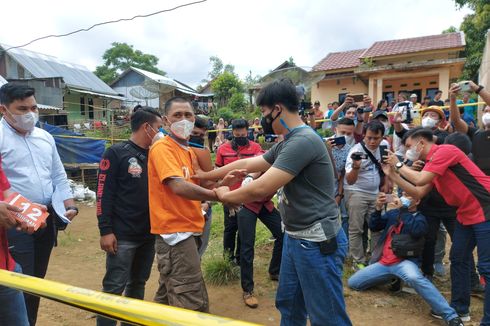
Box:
[215,119,283,308]
[348,192,463,326]
[386,127,490,324]
[0,159,30,325]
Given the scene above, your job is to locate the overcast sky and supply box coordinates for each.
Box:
[0,0,472,88]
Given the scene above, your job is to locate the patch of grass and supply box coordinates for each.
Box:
[57,230,80,247]
[203,255,240,286]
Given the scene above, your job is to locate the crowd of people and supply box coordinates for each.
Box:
[0,78,489,326]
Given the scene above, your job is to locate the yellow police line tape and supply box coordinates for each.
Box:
[0,269,260,326]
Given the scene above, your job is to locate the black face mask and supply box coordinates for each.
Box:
[188,135,204,147]
[233,136,249,147]
[260,109,280,135]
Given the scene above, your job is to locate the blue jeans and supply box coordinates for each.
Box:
[96,238,155,326]
[348,260,458,321]
[0,264,29,326]
[276,230,352,326]
[450,220,490,325]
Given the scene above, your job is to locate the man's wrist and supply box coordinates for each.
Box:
[66,206,78,214]
[476,85,484,94]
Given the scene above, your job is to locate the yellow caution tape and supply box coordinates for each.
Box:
[52,134,127,142]
[0,270,260,326]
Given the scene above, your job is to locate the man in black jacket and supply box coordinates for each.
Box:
[96,107,163,326]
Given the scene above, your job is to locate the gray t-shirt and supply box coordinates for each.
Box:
[263,126,340,240]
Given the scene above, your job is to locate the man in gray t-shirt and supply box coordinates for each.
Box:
[197,79,352,326]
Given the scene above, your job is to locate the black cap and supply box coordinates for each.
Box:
[372,110,388,120]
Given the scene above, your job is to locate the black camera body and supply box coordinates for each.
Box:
[351,152,368,160]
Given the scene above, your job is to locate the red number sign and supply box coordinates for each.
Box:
[6,192,49,231]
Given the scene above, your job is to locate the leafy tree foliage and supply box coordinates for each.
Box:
[95,42,165,84]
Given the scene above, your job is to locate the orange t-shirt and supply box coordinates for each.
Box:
[148,136,204,234]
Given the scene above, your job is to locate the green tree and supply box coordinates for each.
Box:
[228,90,247,113]
[453,0,490,80]
[211,72,243,107]
[442,26,459,33]
[202,56,236,84]
[95,42,165,84]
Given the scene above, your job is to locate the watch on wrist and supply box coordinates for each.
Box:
[476,85,484,94]
[395,162,404,172]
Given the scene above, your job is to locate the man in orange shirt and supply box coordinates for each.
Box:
[148,97,235,312]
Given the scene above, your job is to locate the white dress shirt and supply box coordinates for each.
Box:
[0,118,72,205]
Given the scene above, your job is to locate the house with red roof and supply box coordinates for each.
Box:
[311,32,465,106]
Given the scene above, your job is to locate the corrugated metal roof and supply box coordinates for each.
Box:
[37,103,63,111]
[130,67,179,88]
[0,75,7,85]
[0,44,118,96]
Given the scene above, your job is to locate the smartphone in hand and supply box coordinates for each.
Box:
[379,145,388,163]
[332,136,346,146]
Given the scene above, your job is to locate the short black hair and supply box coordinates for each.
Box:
[337,117,355,127]
[0,83,35,105]
[444,132,471,155]
[405,127,434,144]
[364,120,385,136]
[435,90,443,95]
[332,101,339,106]
[133,104,143,112]
[231,119,249,130]
[256,78,299,112]
[164,96,193,115]
[130,107,161,132]
[194,116,208,130]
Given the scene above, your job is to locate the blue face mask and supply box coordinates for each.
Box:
[400,196,412,208]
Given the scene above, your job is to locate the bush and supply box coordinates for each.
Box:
[203,255,239,286]
[214,107,240,122]
[228,91,247,113]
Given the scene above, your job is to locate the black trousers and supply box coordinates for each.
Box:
[237,206,283,293]
[7,215,56,326]
[223,205,240,264]
[422,214,479,285]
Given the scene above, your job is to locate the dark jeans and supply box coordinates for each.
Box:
[96,238,155,326]
[223,206,240,264]
[7,215,56,326]
[422,215,479,285]
[0,264,29,326]
[237,206,283,293]
[276,230,352,326]
[450,220,490,325]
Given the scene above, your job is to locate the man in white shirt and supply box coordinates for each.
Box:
[344,121,389,270]
[0,83,77,326]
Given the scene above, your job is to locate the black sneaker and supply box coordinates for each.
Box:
[389,278,402,293]
[431,310,470,323]
[471,282,485,294]
[447,317,464,326]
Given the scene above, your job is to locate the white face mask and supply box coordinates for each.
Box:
[344,135,355,146]
[422,117,439,129]
[482,112,490,127]
[382,122,390,135]
[6,109,38,132]
[405,141,421,161]
[170,119,194,139]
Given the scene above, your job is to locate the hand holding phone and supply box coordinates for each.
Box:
[458,80,471,93]
[385,194,394,203]
[332,136,346,146]
[379,145,388,163]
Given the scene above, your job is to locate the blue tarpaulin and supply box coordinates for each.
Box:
[42,123,106,164]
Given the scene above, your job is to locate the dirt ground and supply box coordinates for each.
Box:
[36,204,484,326]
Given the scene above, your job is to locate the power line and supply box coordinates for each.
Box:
[1,0,207,53]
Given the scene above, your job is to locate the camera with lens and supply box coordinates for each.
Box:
[351,152,368,160]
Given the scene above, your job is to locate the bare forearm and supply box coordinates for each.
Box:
[169,180,218,201]
[345,169,359,185]
[388,172,430,199]
[331,104,345,121]
[221,183,270,205]
[399,166,432,186]
[450,96,468,134]
[479,87,490,106]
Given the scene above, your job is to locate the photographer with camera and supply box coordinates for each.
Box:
[330,95,372,143]
[449,81,490,176]
[308,100,324,130]
[347,191,464,326]
[344,120,389,270]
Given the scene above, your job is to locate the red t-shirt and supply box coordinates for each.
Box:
[215,141,274,214]
[379,222,403,266]
[0,160,15,271]
[423,144,490,225]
